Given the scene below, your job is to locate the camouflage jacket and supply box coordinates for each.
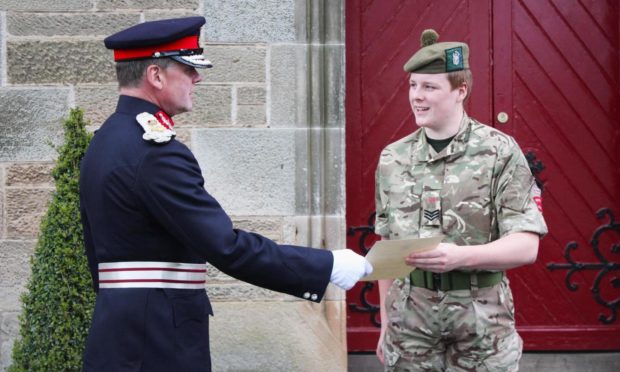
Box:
[375,114,547,245]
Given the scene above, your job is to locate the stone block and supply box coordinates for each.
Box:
[0,171,4,239]
[7,40,114,84]
[268,44,304,128]
[293,215,345,251]
[1,312,20,371]
[206,282,293,302]
[174,84,231,127]
[0,88,69,162]
[268,44,344,129]
[299,0,344,44]
[236,86,266,126]
[210,301,346,371]
[323,283,345,303]
[310,45,345,129]
[173,127,191,149]
[0,241,35,288]
[0,0,93,11]
[192,128,295,215]
[204,0,295,42]
[237,86,265,105]
[75,85,119,128]
[324,299,346,344]
[7,13,139,36]
[302,45,344,130]
[201,45,265,83]
[281,217,297,244]
[0,15,3,86]
[144,10,199,21]
[205,263,233,283]
[6,163,54,187]
[0,287,26,312]
[295,128,344,215]
[324,1,345,44]
[6,189,53,239]
[231,216,282,241]
[97,0,199,10]
[236,104,266,127]
[76,84,231,128]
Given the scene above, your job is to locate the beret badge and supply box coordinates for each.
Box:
[445,46,464,72]
[136,112,176,144]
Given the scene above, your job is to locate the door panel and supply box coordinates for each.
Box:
[494,0,620,349]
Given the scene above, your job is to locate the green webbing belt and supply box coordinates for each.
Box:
[410,269,503,291]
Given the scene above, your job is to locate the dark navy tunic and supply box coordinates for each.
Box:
[80,95,333,371]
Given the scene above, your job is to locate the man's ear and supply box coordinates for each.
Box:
[456,83,468,103]
[144,64,164,90]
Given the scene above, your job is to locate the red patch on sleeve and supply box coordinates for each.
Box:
[533,195,543,213]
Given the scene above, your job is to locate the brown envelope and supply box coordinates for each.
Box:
[361,236,443,281]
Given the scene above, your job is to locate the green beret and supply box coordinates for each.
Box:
[403,29,469,73]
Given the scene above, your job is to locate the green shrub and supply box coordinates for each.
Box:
[9,108,95,371]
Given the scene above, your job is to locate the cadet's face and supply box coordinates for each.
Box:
[159,62,202,116]
[408,73,463,130]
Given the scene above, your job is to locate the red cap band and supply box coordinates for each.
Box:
[113,35,200,61]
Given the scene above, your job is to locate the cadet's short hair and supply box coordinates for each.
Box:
[447,68,473,102]
[115,58,173,87]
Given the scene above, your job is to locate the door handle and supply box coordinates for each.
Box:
[497,112,509,124]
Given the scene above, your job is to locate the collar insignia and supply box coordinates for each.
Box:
[136,111,176,144]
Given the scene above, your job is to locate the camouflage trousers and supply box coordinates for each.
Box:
[382,276,522,371]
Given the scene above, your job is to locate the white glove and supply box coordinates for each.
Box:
[330,249,373,290]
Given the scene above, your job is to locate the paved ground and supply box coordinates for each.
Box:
[348,352,620,371]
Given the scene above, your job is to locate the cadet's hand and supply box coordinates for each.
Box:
[376,326,386,364]
[330,249,373,290]
[404,242,464,273]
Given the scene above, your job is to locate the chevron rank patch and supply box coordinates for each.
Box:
[422,192,441,226]
[424,209,440,221]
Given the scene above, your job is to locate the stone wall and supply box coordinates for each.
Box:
[0,1,347,371]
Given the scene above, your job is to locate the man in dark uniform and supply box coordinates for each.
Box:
[79,16,372,371]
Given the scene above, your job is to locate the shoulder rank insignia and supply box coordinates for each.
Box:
[136,111,176,144]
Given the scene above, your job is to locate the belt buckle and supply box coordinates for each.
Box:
[432,272,442,291]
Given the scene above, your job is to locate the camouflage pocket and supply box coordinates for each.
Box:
[441,176,493,241]
[388,183,420,210]
[388,184,421,237]
[386,279,407,315]
[383,283,406,370]
[471,280,516,338]
[497,279,516,323]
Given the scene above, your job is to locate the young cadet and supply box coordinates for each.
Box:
[79,16,372,371]
[375,30,547,371]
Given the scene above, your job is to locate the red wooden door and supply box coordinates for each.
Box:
[346,0,620,351]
